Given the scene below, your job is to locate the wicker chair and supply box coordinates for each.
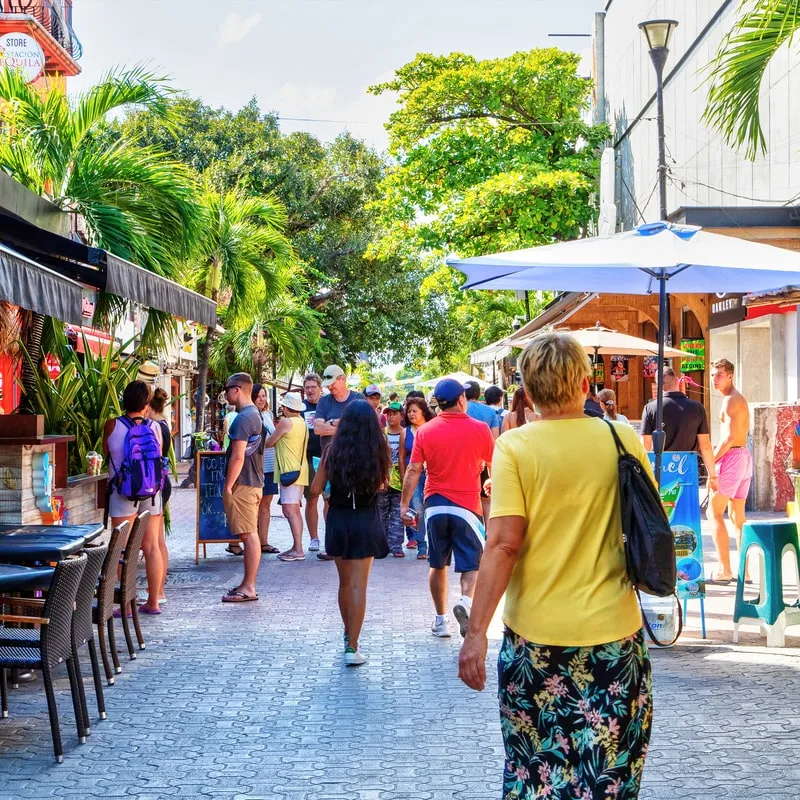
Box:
[114,510,150,660]
[0,554,88,763]
[93,521,129,684]
[0,539,115,735]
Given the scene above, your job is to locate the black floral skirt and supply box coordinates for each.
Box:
[497,628,652,799]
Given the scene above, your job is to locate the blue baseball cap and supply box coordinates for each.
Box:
[433,378,467,406]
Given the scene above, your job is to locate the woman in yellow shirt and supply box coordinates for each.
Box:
[458,331,654,800]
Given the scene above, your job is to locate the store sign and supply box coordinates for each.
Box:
[680,338,705,372]
[709,292,746,329]
[591,354,604,384]
[643,356,658,379]
[0,33,45,84]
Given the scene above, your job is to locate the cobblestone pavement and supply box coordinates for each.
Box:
[1,486,799,799]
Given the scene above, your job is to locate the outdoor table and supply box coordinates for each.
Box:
[0,523,104,563]
[0,563,54,591]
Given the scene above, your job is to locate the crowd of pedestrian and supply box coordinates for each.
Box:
[101,334,753,799]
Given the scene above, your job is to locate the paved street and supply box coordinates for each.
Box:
[1,486,800,799]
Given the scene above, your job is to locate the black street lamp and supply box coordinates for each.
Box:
[638,19,679,221]
[639,18,678,479]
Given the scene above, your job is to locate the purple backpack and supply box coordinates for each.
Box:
[113,416,165,503]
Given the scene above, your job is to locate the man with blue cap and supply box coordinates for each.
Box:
[401,378,495,638]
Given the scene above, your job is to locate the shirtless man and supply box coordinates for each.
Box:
[707,358,752,583]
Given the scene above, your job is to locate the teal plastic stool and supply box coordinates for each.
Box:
[733,520,800,647]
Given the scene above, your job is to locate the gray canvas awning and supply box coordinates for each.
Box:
[104,253,217,328]
[0,243,83,324]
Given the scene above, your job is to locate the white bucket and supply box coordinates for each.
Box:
[640,594,678,646]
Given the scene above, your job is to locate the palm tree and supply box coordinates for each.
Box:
[703,1,800,159]
[209,290,321,382]
[188,186,295,431]
[0,66,201,376]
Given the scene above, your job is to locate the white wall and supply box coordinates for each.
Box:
[786,310,798,401]
[599,1,800,227]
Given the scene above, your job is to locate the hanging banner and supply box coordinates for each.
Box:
[610,355,629,383]
[643,356,658,379]
[648,451,705,601]
[681,338,706,371]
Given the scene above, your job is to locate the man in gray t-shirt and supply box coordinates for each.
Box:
[222,373,264,604]
[313,364,364,451]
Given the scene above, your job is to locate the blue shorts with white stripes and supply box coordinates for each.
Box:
[423,494,485,573]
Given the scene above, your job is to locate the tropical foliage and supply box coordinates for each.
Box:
[20,335,140,475]
[187,186,297,429]
[704,0,800,159]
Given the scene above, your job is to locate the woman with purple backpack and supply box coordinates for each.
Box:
[103,380,165,616]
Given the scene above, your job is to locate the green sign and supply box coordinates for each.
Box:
[681,339,705,372]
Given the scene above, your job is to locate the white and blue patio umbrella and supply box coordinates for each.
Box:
[448,222,800,478]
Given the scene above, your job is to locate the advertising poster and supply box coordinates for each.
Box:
[681,338,706,372]
[648,451,705,600]
[591,355,604,384]
[610,355,629,382]
[643,356,658,378]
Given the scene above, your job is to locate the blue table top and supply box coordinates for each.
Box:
[0,562,54,590]
[0,523,104,562]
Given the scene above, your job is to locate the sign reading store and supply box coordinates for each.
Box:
[709,292,747,329]
[0,33,44,84]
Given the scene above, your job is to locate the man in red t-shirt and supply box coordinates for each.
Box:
[401,379,494,639]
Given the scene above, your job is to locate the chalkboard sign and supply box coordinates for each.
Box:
[195,450,237,563]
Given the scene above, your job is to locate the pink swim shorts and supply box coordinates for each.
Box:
[717,448,753,500]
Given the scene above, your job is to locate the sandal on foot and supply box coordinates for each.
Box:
[221,589,258,603]
[278,553,305,562]
[707,571,733,585]
[138,604,162,615]
[225,545,244,556]
[261,545,280,554]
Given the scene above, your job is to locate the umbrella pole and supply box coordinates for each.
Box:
[652,274,668,487]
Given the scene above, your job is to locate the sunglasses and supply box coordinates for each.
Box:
[323,374,339,381]
[223,384,242,392]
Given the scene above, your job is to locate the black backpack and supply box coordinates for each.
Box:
[604,420,682,646]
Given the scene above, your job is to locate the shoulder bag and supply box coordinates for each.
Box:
[279,420,309,487]
[604,420,683,647]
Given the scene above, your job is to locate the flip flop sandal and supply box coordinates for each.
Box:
[112,608,133,619]
[707,573,733,585]
[277,553,305,562]
[225,545,244,556]
[222,589,258,603]
[138,605,162,615]
[261,545,280,554]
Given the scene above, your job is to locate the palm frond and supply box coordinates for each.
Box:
[703,0,800,159]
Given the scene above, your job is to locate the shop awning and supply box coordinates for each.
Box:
[0,206,216,328]
[0,242,83,324]
[103,253,216,328]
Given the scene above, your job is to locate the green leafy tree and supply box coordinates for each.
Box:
[703,0,800,159]
[188,186,295,431]
[370,49,601,368]
[117,99,431,366]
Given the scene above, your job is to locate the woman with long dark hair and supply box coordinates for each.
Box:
[309,400,390,666]
[501,387,536,434]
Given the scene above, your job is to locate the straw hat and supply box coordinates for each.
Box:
[280,392,306,412]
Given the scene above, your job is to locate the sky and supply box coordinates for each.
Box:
[72,0,603,151]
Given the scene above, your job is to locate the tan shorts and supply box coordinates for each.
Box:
[223,484,262,536]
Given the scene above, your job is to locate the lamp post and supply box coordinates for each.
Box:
[639,18,678,482]
[638,19,678,221]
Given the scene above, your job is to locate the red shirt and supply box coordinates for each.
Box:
[410,411,494,515]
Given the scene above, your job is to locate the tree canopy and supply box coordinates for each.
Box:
[369,49,604,369]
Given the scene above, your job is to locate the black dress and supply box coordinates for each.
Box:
[325,482,390,560]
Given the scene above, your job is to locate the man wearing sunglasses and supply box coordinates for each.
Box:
[221,372,264,603]
[313,365,364,451]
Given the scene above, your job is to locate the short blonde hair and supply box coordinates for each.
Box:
[518,331,590,412]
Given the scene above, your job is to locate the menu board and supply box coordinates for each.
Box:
[649,451,705,600]
[195,450,237,562]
